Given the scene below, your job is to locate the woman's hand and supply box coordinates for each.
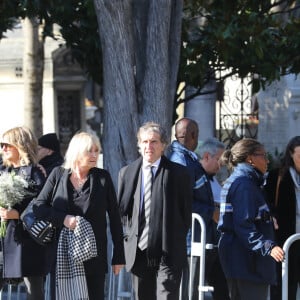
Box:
[112,264,124,275]
[63,215,77,230]
[270,245,285,262]
[0,207,19,220]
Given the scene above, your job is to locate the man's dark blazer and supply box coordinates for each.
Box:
[118,155,192,271]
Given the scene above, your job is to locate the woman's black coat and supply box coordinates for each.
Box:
[265,168,300,286]
[265,168,296,245]
[1,165,47,278]
[33,166,125,275]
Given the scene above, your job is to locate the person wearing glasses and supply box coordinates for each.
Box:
[265,136,300,300]
[0,127,47,300]
[217,138,284,300]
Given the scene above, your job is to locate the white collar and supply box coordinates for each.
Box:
[143,158,161,169]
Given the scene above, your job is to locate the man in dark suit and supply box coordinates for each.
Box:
[118,121,192,300]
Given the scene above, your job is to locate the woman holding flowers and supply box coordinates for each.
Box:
[0,126,46,300]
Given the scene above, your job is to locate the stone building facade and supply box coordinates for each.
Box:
[0,24,102,154]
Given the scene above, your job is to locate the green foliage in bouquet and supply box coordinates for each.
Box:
[0,172,31,237]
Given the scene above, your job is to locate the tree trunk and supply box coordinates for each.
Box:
[93,0,183,185]
[23,17,44,138]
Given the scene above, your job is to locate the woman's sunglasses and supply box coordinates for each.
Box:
[0,143,14,149]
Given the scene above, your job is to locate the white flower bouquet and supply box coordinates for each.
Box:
[0,171,30,237]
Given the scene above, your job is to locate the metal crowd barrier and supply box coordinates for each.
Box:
[282,233,300,300]
[189,213,214,300]
[107,267,133,300]
[0,274,51,300]
[0,282,26,300]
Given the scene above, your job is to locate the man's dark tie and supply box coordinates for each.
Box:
[138,165,153,250]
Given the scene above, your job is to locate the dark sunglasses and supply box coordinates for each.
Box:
[0,143,13,149]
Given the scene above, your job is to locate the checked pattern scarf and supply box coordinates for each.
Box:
[56,216,97,300]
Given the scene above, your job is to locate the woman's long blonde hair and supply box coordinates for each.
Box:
[1,126,38,167]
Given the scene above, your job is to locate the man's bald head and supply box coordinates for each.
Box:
[175,118,199,151]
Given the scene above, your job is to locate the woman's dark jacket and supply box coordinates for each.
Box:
[167,141,217,252]
[218,163,277,284]
[33,166,125,275]
[1,165,47,278]
[265,168,296,246]
[39,152,64,177]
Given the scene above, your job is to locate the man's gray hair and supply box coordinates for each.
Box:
[137,122,169,146]
[197,137,225,159]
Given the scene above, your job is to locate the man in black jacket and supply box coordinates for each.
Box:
[37,133,64,176]
[168,118,229,300]
[118,122,192,300]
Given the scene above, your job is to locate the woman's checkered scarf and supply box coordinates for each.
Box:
[56,216,98,300]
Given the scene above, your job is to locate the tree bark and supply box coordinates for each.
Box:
[23,17,44,138]
[93,0,183,185]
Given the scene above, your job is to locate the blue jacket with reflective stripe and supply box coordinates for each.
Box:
[167,141,217,254]
[217,163,277,284]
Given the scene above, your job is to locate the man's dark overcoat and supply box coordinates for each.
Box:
[118,156,192,271]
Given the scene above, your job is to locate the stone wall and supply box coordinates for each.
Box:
[257,75,300,158]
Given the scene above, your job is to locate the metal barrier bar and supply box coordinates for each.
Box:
[0,278,50,300]
[282,233,300,300]
[107,266,115,300]
[0,282,26,300]
[116,268,132,299]
[107,255,133,300]
[189,213,214,300]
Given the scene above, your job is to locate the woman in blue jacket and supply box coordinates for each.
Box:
[217,138,284,300]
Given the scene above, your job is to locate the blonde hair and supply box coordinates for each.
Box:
[1,126,38,167]
[63,131,101,171]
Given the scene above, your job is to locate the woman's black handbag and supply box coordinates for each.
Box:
[20,200,55,246]
[21,167,62,246]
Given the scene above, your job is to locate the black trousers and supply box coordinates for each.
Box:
[227,278,269,300]
[131,248,182,300]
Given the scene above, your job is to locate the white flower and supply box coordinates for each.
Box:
[0,171,29,209]
[0,171,33,238]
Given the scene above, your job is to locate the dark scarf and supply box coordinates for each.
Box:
[39,152,64,176]
[119,156,170,266]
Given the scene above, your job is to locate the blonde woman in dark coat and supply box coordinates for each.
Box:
[34,132,125,300]
[0,127,46,300]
